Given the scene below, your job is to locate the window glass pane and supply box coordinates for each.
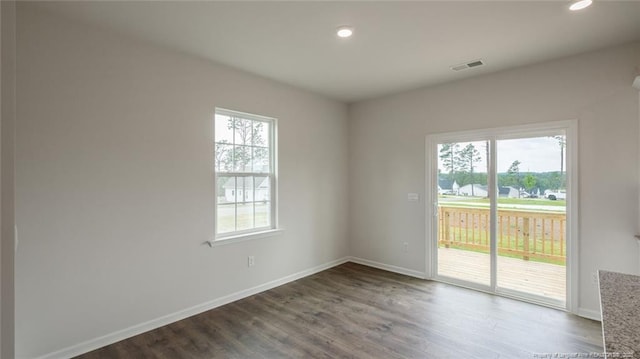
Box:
[255,176,270,202]
[253,121,269,147]
[252,147,270,173]
[236,177,255,231]
[217,176,237,234]
[255,175,270,228]
[233,145,252,172]
[233,118,253,146]
[215,143,233,172]
[236,203,254,232]
[215,114,234,144]
[217,203,236,234]
[216,176,233,204]
[238,176,254,203]
[255,201,270,228]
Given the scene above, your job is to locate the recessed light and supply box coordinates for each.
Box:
[336,26,353,38]
[569,0,592,11]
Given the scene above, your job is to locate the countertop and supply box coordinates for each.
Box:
[599,270,640,358]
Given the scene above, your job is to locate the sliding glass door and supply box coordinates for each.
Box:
[429,123,573,309]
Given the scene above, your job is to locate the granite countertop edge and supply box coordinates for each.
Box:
[598,270,640,358]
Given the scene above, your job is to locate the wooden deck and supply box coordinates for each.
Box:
[438,247,566,302]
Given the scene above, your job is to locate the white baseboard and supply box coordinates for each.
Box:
[348,256,427,279]
[36,256,351,359]
[577,307,602,321]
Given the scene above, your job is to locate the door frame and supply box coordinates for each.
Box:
[425,120,578,313]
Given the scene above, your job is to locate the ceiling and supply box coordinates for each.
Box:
[32,1,640,103]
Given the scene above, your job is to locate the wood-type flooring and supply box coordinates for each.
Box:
[77,262,603,358]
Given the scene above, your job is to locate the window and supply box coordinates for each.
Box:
[215,108,276,238]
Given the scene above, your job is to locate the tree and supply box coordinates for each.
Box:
[523,174,537,192]
[439,143,459,180]
[457,143,482,196]
[547,171,562,191]
[504,160,521,189]
[503,160,524,197]
[227,117,268,172]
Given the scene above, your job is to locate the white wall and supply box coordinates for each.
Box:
[349,42,640,318]
[15,4,348,358]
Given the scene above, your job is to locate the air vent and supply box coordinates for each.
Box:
[450,59,485,71]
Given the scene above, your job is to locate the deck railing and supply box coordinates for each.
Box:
[438,205,566,265]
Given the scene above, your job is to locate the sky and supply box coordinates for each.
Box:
[438,136,565,173]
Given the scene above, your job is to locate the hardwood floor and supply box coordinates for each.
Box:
[76,263,603,358]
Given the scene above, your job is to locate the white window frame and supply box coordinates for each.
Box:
[425,120,578,313]
[214,108,278,242]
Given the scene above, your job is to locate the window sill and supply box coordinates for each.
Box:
[208,228,284,247]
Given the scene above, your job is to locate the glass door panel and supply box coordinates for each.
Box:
[495,135,566,304]
[436,141,491,287]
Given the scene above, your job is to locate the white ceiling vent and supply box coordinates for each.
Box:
[451,59,485,71]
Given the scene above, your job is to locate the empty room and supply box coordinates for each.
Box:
[1,1,640,358]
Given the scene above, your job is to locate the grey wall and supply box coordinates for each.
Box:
[348,41,640,318]
[1,1,16,358]
[15,5,348,358]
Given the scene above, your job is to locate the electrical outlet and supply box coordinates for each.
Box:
[403,242,408,253]
[248,256,255,267]
[592,271,598,285]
